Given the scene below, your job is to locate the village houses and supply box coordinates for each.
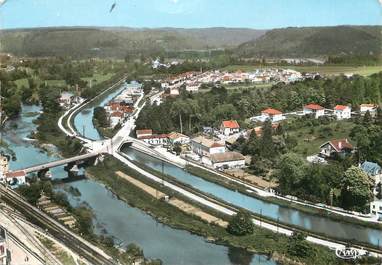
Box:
[256,108,285,123]
[209,152,246,170]
[190,136,225,157]
[360,104,378,115]
[319,139,353,159]
[303,103,325,119]
[334,105,351,120]
[220,120,240,136]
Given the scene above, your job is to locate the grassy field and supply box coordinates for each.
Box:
[13,73,115,90]
[286,119,356,156]
[222,65,382,76]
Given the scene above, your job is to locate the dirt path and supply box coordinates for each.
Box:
[115,171,227,227]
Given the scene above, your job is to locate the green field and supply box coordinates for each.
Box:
[287,119,356,156]
[13,73,115,90]
[222,65,382,76]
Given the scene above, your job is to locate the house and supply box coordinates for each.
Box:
[319,139,353,158]
[220,120,240,136]
[360,104,378,115]
[209,151,246,170]
[360,161,381,195]
[185,83,200,93]
[5,170,26,188]
[167,132,190,145]
[140,134,168,146]
[303,104,325,118]
[190,136,225,157]
[361,161,382,177]
[370,200,382,219]
[334,105,351,120]
[110,111,124,127]
[136,129,153,139]
[259,108,285,123]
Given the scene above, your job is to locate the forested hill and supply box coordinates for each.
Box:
[0,27,265,58]
[235,25,382,58]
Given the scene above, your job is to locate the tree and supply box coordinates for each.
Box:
[173,143,182,155]
[260,120,275,158]
[276,153,307,195]
[227,211,254,236]
[288,232,314,258]
[93,107,109,128]
[340,166,373,211]
[363,110,372,124]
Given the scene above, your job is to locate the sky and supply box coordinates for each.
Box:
[0,0,381,29]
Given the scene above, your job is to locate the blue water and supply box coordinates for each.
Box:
[74,84,128,140]
[123,148,382,247]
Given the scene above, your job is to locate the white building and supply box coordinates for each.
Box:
[209,151,246,170]
[5,170,26,188]
[258,108,285,123]
[360,104,378,115]
[136,129,153,139]
[140,134,169,146]
[220,120,240,136]
[167,132,190,145]
[370,200,382,219]
[185,83,200,93]
[190,136,225,157]
[334,105,351,120]
[303,104,325,119]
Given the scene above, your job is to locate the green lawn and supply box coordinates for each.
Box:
[13,73,115,90]
[81,73,114,86]
[287,119,356,156]
[221,65,382,76]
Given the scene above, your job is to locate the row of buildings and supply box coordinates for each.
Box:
[161,68,316,95]
[103,82,143,128]
[136,120,246,170]
[251,103,378,123]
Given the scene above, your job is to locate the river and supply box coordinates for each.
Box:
[2,103,275,265]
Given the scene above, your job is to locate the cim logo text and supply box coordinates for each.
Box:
[335,247,361,260]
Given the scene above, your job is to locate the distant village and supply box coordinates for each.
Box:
[158,68,319,97]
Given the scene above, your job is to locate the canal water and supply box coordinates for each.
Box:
[2,104,275,265]
[121,148,382,248]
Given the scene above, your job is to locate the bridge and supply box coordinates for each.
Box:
[19,151,104,174]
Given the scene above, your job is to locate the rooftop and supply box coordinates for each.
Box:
[304,103,324,110]
[261,108,282,115]
[222,120,240,129]
[334,105,349,111]
[192,136,224,148]
[210,151,245,163]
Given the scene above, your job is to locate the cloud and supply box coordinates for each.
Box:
[379,0,382,5]
[0,0,6,6]
[170,0,179,3]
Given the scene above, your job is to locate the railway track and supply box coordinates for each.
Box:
[0,186,116,265]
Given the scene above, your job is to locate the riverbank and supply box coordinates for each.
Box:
[86,155,367,265]
[185,165,382,231]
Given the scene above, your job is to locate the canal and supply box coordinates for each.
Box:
[121,147,382,248]
[3,104,275,265]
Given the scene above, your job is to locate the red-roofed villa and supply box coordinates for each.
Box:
[220,120,240,136]
[303,103,325,118]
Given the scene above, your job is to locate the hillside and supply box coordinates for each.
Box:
[236,26,382,58]
[0,27,265,58]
